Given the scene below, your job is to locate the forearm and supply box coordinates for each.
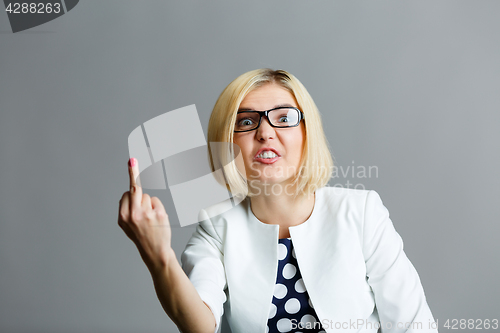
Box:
[149,249,216,333]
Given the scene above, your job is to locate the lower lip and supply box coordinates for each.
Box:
[254,156,280,164]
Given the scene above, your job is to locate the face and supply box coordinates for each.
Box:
[233,83,305,192]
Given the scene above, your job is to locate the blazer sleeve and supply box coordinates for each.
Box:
[180,209,227,333]
[362,190,438,333]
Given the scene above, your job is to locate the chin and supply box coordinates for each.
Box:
[248,178,293,188]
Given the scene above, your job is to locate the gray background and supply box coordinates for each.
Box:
[1,1,499,332]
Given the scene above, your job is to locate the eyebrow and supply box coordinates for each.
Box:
[238,103,296,111]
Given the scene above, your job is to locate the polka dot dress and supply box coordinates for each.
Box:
[266,238,326,333]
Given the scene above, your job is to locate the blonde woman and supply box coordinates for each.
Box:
[118,69,437,333]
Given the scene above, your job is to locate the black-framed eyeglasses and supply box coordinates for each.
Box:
[234,107,305,133]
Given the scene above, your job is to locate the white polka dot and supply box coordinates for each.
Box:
[277,318,292,332]
[268,303,277,319]
[284,298,301,314]
[278,243,288,260]
[282,263,297,279]
[308,297,314,308]
[295,278,306,293]
[292,248,296,258]
[300,314,317,326]
[274,283,288,299]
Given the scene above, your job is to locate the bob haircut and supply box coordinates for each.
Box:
[207,68,334,199]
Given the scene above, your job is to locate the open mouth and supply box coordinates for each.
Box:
[256,151,278,159]
[254,150,280,164]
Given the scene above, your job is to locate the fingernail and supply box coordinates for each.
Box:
[129,158,137,167]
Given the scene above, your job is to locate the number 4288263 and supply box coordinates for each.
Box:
[444,319,498,330]
[5,3,61,14]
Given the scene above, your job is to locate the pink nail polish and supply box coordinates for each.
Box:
[129,158,137,167]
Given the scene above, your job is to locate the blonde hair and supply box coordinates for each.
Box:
[207,68,334,199]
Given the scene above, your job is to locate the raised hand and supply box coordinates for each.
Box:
[118,158,174,272]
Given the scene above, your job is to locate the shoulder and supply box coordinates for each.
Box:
[321,188,392,241]
[197,195,250,228]
[319,186,373,208]
[317,187,386,229]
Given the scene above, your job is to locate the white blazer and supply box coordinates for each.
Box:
[180,187,437,333]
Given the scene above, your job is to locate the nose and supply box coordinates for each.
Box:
[256,116,276,141]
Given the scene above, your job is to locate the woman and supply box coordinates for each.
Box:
[118,69,437,333]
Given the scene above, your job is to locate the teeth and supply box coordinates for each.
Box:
[257,151,278,159]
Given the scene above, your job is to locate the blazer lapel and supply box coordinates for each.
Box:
[289,188,375,332]
[224,199,279,333]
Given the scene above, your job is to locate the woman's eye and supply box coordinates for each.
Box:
[240,119,254,126]
[278,116,289,123]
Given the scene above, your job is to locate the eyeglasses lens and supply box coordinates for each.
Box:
[269,109,299,127]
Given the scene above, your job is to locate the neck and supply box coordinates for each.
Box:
[249,186,316,235]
